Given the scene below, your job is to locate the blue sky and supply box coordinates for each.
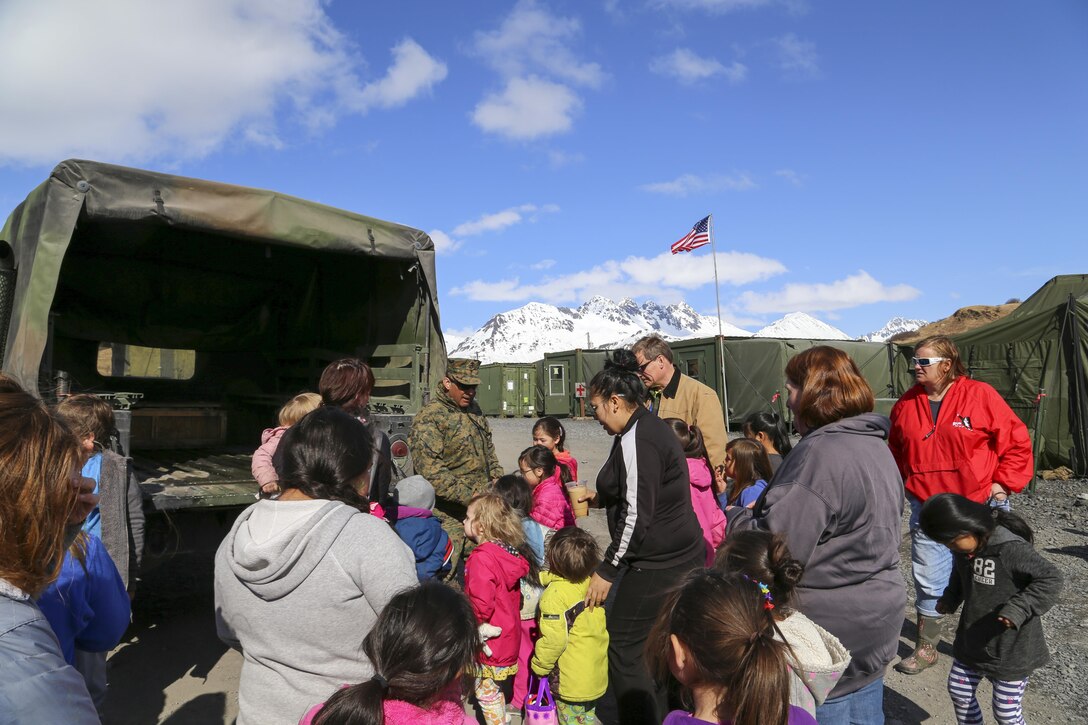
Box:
[2,0,1086,340]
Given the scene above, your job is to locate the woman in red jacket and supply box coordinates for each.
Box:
[889,335,1033,675]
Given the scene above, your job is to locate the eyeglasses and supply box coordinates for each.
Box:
[637,355,659,373]
[912,357,948,368]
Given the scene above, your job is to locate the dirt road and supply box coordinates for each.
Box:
[101,417,1086,724]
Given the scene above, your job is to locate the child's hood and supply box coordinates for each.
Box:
[260,425,288,445]
[778,612,851,707]
[475,541,530,587]
[686,458,713,490]
[396,505,435,520]
[539,570,589,596]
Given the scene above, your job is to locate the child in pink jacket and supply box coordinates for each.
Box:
[518,445,576,531]
[251,392,321,496]
[464,494,533,725]
[665,419,726,565]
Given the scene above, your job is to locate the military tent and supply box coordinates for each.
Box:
[951,275,1088,474]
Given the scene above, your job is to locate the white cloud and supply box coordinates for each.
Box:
[347,39,448,111]
[640,173,757,196]
[0,0,446,165]
[775,169,804,186]
[472,77,581,139]
[739,271,920,314]
[470,1,602,140]
[451,249,786,303]
[531,259,557,270]
[428,229,462,255]
[650,49,747,85]
[775,33,821,78]
[452,203,558,237]
[472,0,605,88]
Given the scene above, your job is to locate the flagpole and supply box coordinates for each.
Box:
[708,214,732,432]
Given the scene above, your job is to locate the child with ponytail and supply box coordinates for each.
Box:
[665,418,726,565]
[920,493,1062,725]
[300,582,477,725]
[716,530,850,717]
[533,416,578,479]
[717,438,774,510]
[518,445,576,531]
[648,569,818,725]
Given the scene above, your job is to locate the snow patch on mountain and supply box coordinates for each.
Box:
[449,297,751,364]
[862,316,928,342]
[753,312,850,340]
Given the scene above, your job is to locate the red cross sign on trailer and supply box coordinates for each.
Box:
[574,382,586,398]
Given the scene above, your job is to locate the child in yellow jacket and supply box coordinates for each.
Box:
[531,527,609,724]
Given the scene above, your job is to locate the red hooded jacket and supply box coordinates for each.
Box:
[889,377,1033,503]
[464,541,530,667]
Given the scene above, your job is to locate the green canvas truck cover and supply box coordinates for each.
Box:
[0,159,447,396]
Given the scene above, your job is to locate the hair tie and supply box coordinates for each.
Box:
[742,574,776,611]
[747,630,761,645]
[371,673,389,692]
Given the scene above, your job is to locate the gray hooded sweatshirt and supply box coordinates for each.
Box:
[728,413,906,699]
[214,499,417,725]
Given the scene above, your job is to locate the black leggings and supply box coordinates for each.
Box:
[603,556,703,725]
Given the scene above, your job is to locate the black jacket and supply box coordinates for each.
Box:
[595,406,704,581]
[939,526,1063,680]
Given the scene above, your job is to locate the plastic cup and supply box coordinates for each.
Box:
[567,482,590,517]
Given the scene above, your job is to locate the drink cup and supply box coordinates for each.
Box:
[566,482,590,517]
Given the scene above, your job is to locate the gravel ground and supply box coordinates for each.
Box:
[99,416,1087,723]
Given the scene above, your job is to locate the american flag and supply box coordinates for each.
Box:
[670,215,711,254]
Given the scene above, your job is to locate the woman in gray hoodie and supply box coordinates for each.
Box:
[215,407,417,725]
[727,347,906,725]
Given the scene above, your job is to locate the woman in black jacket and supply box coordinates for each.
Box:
[583,350,704,725]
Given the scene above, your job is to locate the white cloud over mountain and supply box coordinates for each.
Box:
[739,271,920,314]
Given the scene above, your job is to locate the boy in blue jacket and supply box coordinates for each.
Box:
[392,475,453,581]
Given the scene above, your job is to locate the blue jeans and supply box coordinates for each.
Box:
[815,677,885,725]
[909,494,1012,617]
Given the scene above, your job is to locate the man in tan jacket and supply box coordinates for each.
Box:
[631,334,729,468]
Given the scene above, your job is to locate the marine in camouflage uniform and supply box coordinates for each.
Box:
[408,358,503,575]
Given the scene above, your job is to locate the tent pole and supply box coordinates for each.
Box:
[708,214,731,431]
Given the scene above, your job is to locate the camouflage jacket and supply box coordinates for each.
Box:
[409,385,503,508]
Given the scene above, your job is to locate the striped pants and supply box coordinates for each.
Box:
[948,659,1029,724]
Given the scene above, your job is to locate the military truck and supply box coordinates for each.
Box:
[0,159,446,560]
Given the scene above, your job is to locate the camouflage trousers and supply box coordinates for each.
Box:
[434,500,471,582]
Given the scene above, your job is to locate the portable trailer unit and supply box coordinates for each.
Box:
[538,348,615,417]
[478,362,537,417]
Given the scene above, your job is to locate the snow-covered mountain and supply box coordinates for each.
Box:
[753,312,850,340]
[449,297,751,364]
[861,316,928,342]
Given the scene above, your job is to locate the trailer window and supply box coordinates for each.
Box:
[549,364,566,396]
[97,343,196,380]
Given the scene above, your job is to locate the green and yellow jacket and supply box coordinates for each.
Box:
[531,571,609,702]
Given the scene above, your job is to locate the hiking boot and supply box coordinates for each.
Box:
[895,613,942,675]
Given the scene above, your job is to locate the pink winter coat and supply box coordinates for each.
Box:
[465,541,530,667]
[530,471,576,531]
[554,449,578,480]
[298,684,474,725]
[251,426,287,490]
[687,458,726,565]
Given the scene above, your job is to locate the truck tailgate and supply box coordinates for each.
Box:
[133,448,257,511]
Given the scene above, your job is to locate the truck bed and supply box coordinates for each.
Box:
[133,447,257,511]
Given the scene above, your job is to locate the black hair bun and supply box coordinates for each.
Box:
[607,348,641,374]
[777,558,805,588]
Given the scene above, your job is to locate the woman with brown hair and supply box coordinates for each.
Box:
[726,346,905,725]
[0,376,100,723]
[318,358,397,519]
[889,335,1033,675]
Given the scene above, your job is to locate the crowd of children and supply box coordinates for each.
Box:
[276,404,1063,725]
